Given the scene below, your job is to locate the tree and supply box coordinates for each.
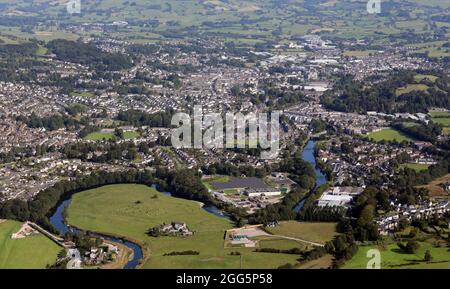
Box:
[310,119,327,133]
[397,218,410,231]
[357,205,375,227]
[114,128,124,140]
[236,218,246,228]
[406,240,420,254]
[424,250,433,262]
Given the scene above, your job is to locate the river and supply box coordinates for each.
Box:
[49,143,323,267]
[294,140,327,212]
[49,188,231,269]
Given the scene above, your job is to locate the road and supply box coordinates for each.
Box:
[28,222,74,248]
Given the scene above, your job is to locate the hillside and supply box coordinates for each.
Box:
[0,0,448,47]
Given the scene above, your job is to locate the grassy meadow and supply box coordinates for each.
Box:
[83,131,140,141]
[395,84,429,96]
[0,220,60,269]
[0,0,447,47]
[66,184,302,269]
[343,242,450,269]
[266,221,338,245]
[429,112,450,135]
[367,128,414,142]
[399,163,430,172]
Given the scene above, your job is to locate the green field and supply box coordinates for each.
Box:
[395,84,429,96]
[35,45,48,56]
[367,128,414,142]
[223,189,239,195]
[429,111,450,131]
[429,111,450,117]
[414,74,438,82]
[0,220,60,269]
[83,131,140,141]
[412,41,450,58]
[266,221,338,245]
[257,236,309,251]
[69,91,94,98]
[0,0,447,46]
[431,118,450,126]
[444,127,450,136]
[399,163,430,172]
[67,184,301,269]
[343,50,377,57]
[343,242,450,269]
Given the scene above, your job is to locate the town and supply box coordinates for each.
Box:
[0,0,449,271]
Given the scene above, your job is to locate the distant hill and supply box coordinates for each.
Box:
[0,0,448,45]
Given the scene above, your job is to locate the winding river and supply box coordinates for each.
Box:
[49,188,230,269]
[49,142,324,268]
[294,140,328,212]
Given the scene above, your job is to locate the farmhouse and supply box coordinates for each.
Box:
[149,222,193,237]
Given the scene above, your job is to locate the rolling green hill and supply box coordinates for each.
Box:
[0,0,448,46]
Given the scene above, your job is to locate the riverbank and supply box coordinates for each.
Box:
[60,184,301,269]
[50,199,149,269]
[302,140,327,188]
[294,140,328,212]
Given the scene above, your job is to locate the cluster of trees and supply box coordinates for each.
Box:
[287,225,359,268]
[249,187,311,225]
[0,58,42,82]
[397,240,421,254]
[0,145,51,164]
[396,156,450,188]
[163,251,199,256]
[301,206,347,222]
[0,170,156,228]
[350,187,385,241]
[326,233,359,268]
[321,71,449,114]
[396,88,449,113]
[299,246,328,262]
[65,104,88,117]
[47,39,132,71]
[17,113,81,131]
[117,109,174,128]
[78,125,99,139]
[309,119,328,134]
[62,141,142,162]
[254,247,304,255]
[68,232,103,256]
[254,85,308,108]
[202,163,269,178]
[157,169,211,203]
[0,42,38,58]
[0,168,220,233]
[276,149,316,188]
[392,122,442,143]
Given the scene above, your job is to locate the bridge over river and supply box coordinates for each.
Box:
[27,222,75,249]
